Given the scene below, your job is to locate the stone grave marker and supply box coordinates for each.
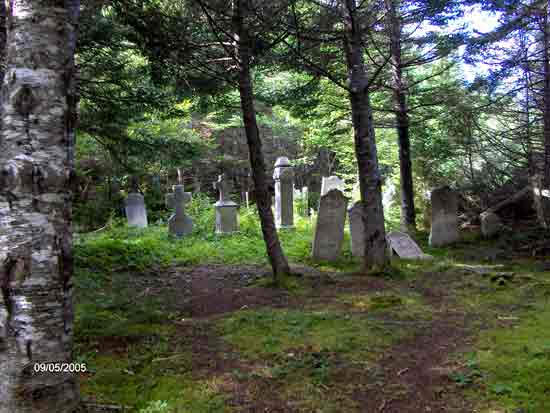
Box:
[166,184,193,237]
[273,157,294,229]
[312,189,348,261]
[125,193,148,228]
[321,175,345,196]
[387,231,433,260]
[348,201,366,257]
[214,173,239,234]
[429,186,459,247]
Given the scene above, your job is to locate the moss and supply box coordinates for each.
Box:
[218,308,405,362]
[466,304,550,412]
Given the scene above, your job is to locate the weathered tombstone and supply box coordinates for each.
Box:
[302,186,310,217]
[387,231,433,260]
[273,157,294,229]
[348,201,366,257]
[214,173,239,234]
[429,186,459,247]
[321,175,345,196]
[166,185,193,237]
[480,211,502,238]
[125,193,148,228]
[312,189,348,261]
[125,177,148,228]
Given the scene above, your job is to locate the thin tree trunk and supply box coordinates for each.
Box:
[342,0,388,271]
[0,1,80,411]
[543,1,550,186]
[385,0,416,232]
[232,0,290,278]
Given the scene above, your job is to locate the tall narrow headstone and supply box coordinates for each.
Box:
[125,177,148,228]
[214,173,239,234]
[312,189,348,261]
[302,186,310,217]
[348,201,366,257]
[429,186,459,247]
[321,175,345,196]
[166,185,193,237]
[273,157,294,229]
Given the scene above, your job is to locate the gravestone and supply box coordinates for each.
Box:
[166,185,193,237]
[387,231,433,260]
[321,175,345,196]
[480,211,501,238]
[125,193,148,228]
[429,186,459,247]
[273,157,294,229]
[214,174,239,234]
[312,189,348,261]
[302,186,310,217]
[348,201,366,257]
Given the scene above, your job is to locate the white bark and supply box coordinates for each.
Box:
[0,1,79,412]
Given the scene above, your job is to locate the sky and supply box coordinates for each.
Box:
[457,5,503,81]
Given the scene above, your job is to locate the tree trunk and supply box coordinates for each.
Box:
[543,1,550,187]
[233,0,290,278]
[385,0,416,232]
[0,1,80,412]
[342,0,388,271]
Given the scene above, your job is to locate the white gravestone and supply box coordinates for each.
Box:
[321,175,345,196]
[166,185,193,237]
[348,201,366,257]
[125,193,148,228]
[312,189,348,261]
[387,231,433,260]
[214,173,239,234]
[429,186,459,247]
[273,157,294,229]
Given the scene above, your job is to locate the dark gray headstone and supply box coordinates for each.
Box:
[312,189,348,261]
[273,157,294,229]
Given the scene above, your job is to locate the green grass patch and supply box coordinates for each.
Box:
[218,308,404,361]
[467,303,550,412]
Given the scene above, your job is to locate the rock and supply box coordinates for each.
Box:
[480,211,502,238]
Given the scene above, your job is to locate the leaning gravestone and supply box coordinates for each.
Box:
[348,201,366,257]
[312,189,348,261]
[321,175,345,196]
[125,193,148,228]
[273,157,294,229]
[166,185,193,237]
[214,173,239,234]
[429,185,459,247]
[387,231,433,260]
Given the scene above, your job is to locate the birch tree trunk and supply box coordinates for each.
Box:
[342,0,388,271]
[232,0,291,278]
[0,1,80,411]
[385,0,416,232]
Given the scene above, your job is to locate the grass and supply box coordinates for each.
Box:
[74,199,550,411]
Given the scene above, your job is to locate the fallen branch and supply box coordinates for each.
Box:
[484,186,531,214]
